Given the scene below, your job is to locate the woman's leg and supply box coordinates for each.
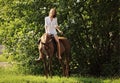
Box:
[54,35,62,59]
[35,43,42,61]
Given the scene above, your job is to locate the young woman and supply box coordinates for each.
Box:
[36,8,63,61]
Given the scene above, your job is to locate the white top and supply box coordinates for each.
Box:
[45,16,58,35]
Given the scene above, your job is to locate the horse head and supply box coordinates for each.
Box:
[40,33,50,43]
[40,33,53,50]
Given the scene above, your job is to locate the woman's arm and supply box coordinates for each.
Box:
[56,26,63,34]
[45,17,48,33]
[55,18,63,34]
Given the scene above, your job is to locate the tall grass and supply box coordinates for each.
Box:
[0,67,120,83]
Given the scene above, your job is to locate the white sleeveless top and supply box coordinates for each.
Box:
[45,16,58,35]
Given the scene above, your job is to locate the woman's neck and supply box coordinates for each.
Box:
[49,15,53,21]
[49,15,53,18]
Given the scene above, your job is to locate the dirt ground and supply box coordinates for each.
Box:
[0,45,4,55]
[0,62,12,67]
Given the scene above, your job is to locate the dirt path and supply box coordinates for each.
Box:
[0,62,12,67]
[0,45,4,55]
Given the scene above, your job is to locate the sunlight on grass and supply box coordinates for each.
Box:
[0,75,101,83]
[0,67,120,83]
[103,78,120,83]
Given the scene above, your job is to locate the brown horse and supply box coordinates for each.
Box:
[38,33,71,78]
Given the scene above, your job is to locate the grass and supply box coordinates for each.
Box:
[0,55,120,83]
[0,67,120,83]
[0,54,8,62]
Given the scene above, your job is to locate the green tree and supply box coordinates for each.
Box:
[0,0,119,77]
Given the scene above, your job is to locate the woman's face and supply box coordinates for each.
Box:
[49,9,55,17]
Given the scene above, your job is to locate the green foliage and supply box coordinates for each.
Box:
[0,0,119,77]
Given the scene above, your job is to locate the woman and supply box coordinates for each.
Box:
[36,8,63,61]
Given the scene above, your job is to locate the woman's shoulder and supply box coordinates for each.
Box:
[45,16,49,20]
[45,16,57,21]
[54,17,57,20]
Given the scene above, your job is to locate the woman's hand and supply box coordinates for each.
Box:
[56,26,63,35]
[59,31,63,35]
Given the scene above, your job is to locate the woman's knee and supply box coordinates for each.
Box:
[56,38,59,42]
[54,35,59,42]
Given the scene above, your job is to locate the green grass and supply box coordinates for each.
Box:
[0,55,8,62]
[0,67,120,83]
[0,55,119,83]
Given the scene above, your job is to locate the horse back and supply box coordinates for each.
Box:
[59,37,71,53]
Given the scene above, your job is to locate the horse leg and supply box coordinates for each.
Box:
[65,57,70,77]
[65,51,70,77]
[58,59,65,76]
[48,49,54,78]
[48,57,53,78]
[48,45,54,78]
[43,56,48,78]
